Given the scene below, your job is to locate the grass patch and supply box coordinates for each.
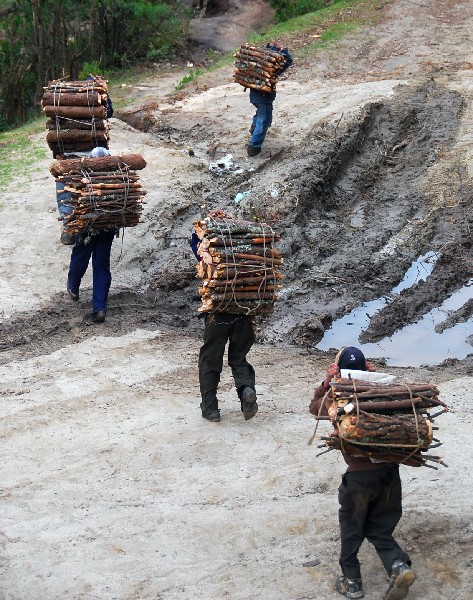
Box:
[252,0,387,54]
[0,119,46,196]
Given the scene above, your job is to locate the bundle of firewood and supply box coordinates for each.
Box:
[233,44,287,93]
[316,379,448,469]
[42,77,111,155]
[49,154,146,234]
[194,211,282,315]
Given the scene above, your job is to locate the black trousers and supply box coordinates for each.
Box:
[198,313,255,415]
[338,468,411,579]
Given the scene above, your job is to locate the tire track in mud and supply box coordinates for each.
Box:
[226,79,472,359]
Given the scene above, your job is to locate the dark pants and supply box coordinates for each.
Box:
[338,468,411,579]
[68,230,115,312]
[198,313,255,415]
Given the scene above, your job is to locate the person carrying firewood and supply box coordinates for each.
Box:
[66,146,118,324]
[246,42,292,157]
[190,221,258,423]
[51,77,113,245]
[309,346,416,600]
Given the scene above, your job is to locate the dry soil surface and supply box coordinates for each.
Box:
[1,1,473,599]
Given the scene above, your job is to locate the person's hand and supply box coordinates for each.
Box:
[322,362,340,389]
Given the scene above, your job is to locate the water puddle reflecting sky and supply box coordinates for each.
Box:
[316,252,473,366]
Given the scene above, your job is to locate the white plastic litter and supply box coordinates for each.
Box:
[339,369,397,384]
[209,154,244,176]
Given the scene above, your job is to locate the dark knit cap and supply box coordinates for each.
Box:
[337,346,366,371]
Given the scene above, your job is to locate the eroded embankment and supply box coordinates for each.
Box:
[226,80,471,364]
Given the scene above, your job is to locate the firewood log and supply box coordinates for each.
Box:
[49,154,147,176]
[48,142,108,154]
[204,234,280,245]
[45,79,108,91]
[43,105,107,118]
[204,275,280,287]
[46,130,109,143]
[324,435,430,468]
[46,118,108,130]
[338,412,433,448]
[42,92,103,107]
[337,398,430,414]
[233,77,272,93]
[198,299,275,314]
[206,245,281,258]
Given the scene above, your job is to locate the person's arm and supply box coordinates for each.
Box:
[106,97,114,119]
[309,362,339,415]
[190,231,200,260]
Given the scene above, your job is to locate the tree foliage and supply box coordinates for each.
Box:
[0,0,190,128]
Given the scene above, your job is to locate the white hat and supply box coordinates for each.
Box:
[90,147,111,158]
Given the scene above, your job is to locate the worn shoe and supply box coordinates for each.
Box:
[60,231,74,245]
[202,409,221,422]
[383,561,416,600]
[92,310,106,323]
[336,575,364,599]
[241,387,258,420]
[67,286,79,302]
[247,144,261,157]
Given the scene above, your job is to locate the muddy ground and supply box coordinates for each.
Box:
[1,0,473,599]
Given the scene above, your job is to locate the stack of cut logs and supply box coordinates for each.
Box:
[317,379,448,469]
[42,77,111,155]
[49,154,146,234]
[194,211,282,315]
[233,44,286,93]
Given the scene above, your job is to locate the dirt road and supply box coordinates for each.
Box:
[1,1,472,599]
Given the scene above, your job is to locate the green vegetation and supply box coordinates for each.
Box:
[254,0,384,55]
[0,120,45,194]
[270,0,333,21]
[0,0,190,129]
[175,68,204,91]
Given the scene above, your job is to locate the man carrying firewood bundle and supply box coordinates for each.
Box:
[66,147,117,324]
[190,214,262,423]
[309,346,416,600]
[45,76,114,245]
[190,237,258,423]
[234,41,292,157]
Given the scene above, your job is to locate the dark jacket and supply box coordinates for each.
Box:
[249,44,293,105]
[106,97,114,119]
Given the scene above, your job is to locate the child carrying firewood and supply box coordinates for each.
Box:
[310,346,416,600]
